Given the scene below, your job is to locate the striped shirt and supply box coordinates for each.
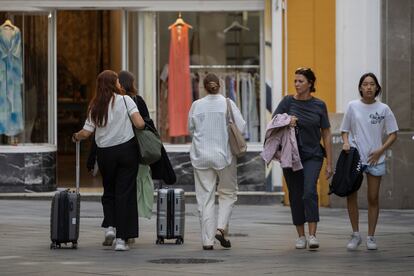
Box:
[188,94,246,170]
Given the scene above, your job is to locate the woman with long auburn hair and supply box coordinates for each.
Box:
[73,70,145,251]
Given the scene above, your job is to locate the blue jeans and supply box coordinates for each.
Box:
[283,158,323,226]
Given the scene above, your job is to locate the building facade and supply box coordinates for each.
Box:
[0,0,412,208]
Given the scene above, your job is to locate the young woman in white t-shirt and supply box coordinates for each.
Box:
[72,70,145,251]
[340,73,398,251]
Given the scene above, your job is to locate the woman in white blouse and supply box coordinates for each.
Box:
[188,73,246,250]
[73,70,145,251]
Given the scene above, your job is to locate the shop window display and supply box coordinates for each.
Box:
[157,11,261,144]
[55,10,122,187]
[0,13,49,145]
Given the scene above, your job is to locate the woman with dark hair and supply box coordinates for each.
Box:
[341,73,398,251]
[118,71,153,127]
[188,73,246,250]
[72,70,145,251]
[118,71,176,218]
[273,67,333,250]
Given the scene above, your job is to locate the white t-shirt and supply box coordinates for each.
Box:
[340,99,398,165]
[188,94,246,170]
[83,94,139,148]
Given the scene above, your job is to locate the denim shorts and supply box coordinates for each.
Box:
[362,162,386,176]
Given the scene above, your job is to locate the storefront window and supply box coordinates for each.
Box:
[56,10,122,187]
[0,13,49,145]
[57,10,123,154]
[156,11,261,144]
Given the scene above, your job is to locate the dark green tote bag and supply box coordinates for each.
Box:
[123,97,162,165]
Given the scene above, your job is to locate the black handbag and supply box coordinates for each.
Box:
[123,96,162,165]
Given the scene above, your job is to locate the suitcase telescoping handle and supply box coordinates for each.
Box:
[75,141,80,194]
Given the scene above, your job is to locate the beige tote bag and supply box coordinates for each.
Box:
[226,98,247,157]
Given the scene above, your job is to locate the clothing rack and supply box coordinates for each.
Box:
[189,65,259,69]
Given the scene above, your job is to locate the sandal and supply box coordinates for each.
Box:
[215,229,231,248]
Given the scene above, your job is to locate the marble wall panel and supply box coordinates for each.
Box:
[24,153,43,187]
[382,0,412,129]
[0,151,57,192]
[0,153,25,192]
[164,151,266,192]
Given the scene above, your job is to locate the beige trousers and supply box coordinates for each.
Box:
[194,159,238,246]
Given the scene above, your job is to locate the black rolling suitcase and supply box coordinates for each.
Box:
[156,186,185,245]
[50,141,81,249]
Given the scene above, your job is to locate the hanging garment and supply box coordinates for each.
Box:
[236,73,241,108]
[0,24,23,136]
[219,77,226,96]
[189,70,261,142]
[248,74,260,142]
[227,75,237,102]
[168,24,192,137]
[240,75,250,140]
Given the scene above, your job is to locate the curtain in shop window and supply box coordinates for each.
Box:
[168,24,192,137]
[0,22,23,136]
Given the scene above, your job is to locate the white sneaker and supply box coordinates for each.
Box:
[347,233,362,251]
[308,235,319,249]
[103,226,116,246]
[295,236,307,249]
[366,236,378,250]
[114,238,130,251]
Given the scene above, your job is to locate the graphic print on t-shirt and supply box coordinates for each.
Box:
[340,99,399,165]
[369,112,385,125]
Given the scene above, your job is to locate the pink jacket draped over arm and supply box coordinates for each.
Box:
[260,113,303,171]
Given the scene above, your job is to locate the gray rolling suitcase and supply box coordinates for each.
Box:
[156,187,185,244]
[50,141,81,249]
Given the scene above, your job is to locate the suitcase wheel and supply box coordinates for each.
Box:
[175,238,184,245]
[156,238,164,244]
[71,242,78,249]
